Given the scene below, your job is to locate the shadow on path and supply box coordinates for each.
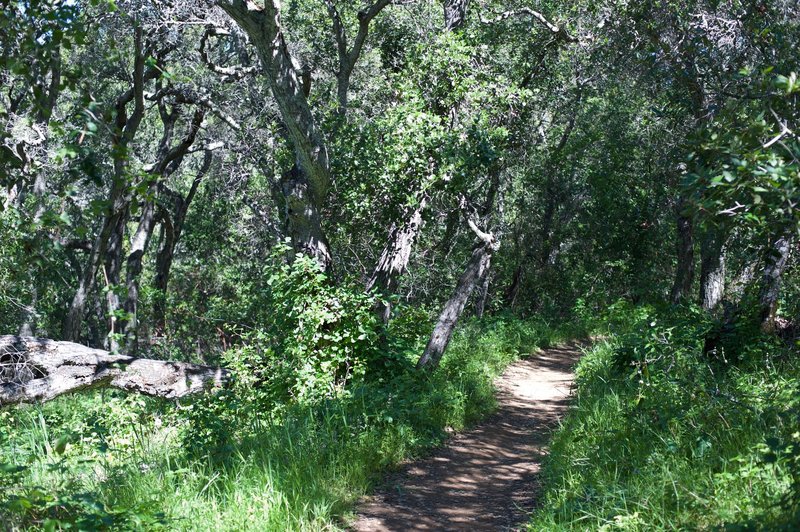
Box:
[351,343,583,531]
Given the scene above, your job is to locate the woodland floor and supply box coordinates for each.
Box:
[351,343,582,531]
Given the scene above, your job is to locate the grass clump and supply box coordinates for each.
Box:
[530,301,800,530]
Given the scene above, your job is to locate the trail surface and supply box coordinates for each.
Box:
[351,343,581,531]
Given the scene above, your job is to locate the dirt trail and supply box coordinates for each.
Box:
[351,344,582,531]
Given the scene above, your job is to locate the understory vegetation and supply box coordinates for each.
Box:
[532,302,800,530]
[1,308,579,530]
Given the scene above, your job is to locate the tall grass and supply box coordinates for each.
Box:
[1,315,580,530]
[530,304,800,530]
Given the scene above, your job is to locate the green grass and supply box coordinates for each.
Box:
[529,304,800,530]
[1,315,580,531]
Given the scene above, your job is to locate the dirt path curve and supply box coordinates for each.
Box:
[351,343,582,531]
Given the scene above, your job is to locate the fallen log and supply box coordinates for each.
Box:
[0,335,229,406]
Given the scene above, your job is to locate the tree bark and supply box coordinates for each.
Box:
[699,231,726,311]
[504,264,523,307]
[121,198,159,351]
[444,0,470,31]
[366,194,429,322]
[120,108,206,352]
[670,203,695,303]
[63,203,128,343]
[278,165,333,269]
[0,335,228,406]
[324,0,392,116]
[63,27,152,343]
[417,239,495,370]
[759,235,792,332]
[104,210,127,352]
[152,151,213,335]
[474,267,491,318]
[218,0,333,270]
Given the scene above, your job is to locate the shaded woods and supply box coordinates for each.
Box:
[1,0,798,529]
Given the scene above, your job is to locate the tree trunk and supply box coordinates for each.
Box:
[504,265,523,307]
[63,203,127,342]
[63,27,149,343]
[153,212,176,336]
[699,231,726,311]
[474,267,491,318]
[417,241,494,370]
[117,107,206,351]
[152,154,211,334]
[759,235,792,332]
[218,0,333,271]
[280,165,333,270]
[366,194,429,322]
[0,335,228,406]
[324,0,392,117]
[121,198,159,352]
[103,209,127,352]
[670,202,694,304]
[362,0,479,317]
[18,290,37,337]
[444,0,470,31]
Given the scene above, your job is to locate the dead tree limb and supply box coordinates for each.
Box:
[0,336,228,406]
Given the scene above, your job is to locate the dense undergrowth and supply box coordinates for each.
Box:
[0,310,579,531]
[530,301,800,530]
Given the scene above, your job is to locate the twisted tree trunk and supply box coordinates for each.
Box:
[218,0,333,270]
[366,194,429,322]
[153,152,213,335]
[444,0,470,31]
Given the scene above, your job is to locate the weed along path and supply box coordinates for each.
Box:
[351,344,582,531]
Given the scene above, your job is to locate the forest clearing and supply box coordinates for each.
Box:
[1,0,799,530]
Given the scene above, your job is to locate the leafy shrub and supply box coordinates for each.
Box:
[182,248,383,458]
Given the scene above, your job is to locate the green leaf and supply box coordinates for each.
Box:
[53,435,69,456]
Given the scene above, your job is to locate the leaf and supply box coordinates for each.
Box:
[0,463,27,474]
[53,435,69,456]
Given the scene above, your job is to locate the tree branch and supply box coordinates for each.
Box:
[479,7,575,42]
[325,0,392,114]
[459,195,497,248]
[199,25,258,82]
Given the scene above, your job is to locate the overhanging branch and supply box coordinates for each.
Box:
[479,7,575,42]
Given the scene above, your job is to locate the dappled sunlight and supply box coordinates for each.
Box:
[352,345,581,531]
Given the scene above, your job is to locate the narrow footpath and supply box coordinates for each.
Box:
[351,344,582,531]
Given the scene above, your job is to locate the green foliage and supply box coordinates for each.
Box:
[687,70,800,239]
[1,317,570,530]
[531,303,800,530]
[181,247,383,458]
[0,394,169,530]
[256,249,381,402]
[1,0,799,530]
